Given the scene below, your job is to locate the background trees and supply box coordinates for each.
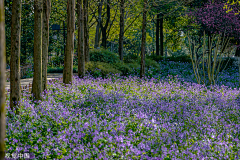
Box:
[0,0,6,158]
[63,0,75,84]
[32,0,43,100]
[42,0,51,92]
[10,0,22,112]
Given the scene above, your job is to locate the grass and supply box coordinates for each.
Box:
[5,60,240,159]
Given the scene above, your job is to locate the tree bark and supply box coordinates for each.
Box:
[83,0,89,62]
[10,0,21,113]
[0,0,6,158]
[100,0,110,49]
[77,0,85,78]
[160,13,164,56]
[42,0,51,92]
[156,13,160,56]
[33,0,43,100]
[94,0,103,49]
[140,0,147,79]
[63,0,75,84]
[118,0,124,61]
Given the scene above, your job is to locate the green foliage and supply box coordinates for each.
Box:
[146,55,164,62]
[113,62,132,76]
[167,55,192,63]
[49,56,64,67]
[123,54,139,63]
[144,58,161,69]
[47,66,78,73]
[85,61,122,78]
[90,49,120,64]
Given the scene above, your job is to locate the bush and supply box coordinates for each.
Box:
[49,56,64,67]
[85,61,122,78]
[113,62,132,76]
[123,54,139,63]
[167,55,192,63]
[47,66,78,73]
[146,55,164,62]
[90,49,120,64]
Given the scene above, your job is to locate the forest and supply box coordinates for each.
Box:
[1,0,240,159]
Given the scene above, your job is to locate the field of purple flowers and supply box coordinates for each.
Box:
[5,60,240,159]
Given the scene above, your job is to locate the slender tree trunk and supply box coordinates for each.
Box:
[10,0,21,113]
[235,46,240,87]
[156,13,160,56]
[77,0,85,78]
[0,0,6,158]
[100,0,110,49]
[33,0,43,100]
[118,0,124,61]
[94,0,103,49]
[63,0,75,84]
[83,0,89,62]
[140,0,147,79]
[160,13,163,56]
[42,0,51,92]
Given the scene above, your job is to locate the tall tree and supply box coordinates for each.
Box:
[42,0,51,92]
[63,0,75,84]
[159,13,164,56]
[0,0,6,158]
[140,0,147,78]
[10,0,22,113]
[83,0,89,62]
[77,0,85,78]
[156,13,160,56]
[100,0,110,49]
[119,0,124,61]
[32,0,43,100]
[94,0,103,49]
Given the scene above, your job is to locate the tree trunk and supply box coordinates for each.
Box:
[100,0,110,49]
[77,0,85,78]
[83,0,89,62]
[118,0,124,61]
[140,0,147,79]
[10,0,21,113]
[63,0,75,84]
[160,13,164,56]
[0,0,6,158]
[42,0,51,92]
[94,0,103,49]
[33,0,43,100]
[156,13,160,56]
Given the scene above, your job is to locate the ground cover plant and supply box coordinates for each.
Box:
[5,60,240,159]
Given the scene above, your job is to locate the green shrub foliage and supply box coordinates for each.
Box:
[85,61,122,78]
[90,49,120,64]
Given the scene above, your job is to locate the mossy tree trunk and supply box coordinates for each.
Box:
[32,0,43,100]
[83,0,89,62]
[0,0,6,158]
[10,0,21,113]
[100,0,110,49]
[63,0,75,84]
[140,0,147,79]
[118,0,124,61]
[42,0,51,92]
[94,0,103,49]
[156,13,160,56]
[77,0,85,78]
[160,13,163,57]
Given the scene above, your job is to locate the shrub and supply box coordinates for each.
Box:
[49,55,64,67]
[123,54,139,63]
[85,61,122,78]
[47,66,78,73]
[90,48,120,64]
[146,55,164,62]
[167,55,192,63]
[113,62,132,76]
